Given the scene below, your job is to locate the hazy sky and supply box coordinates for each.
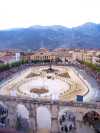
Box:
[0,0,100,29]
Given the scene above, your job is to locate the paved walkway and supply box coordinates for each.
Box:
[75,122,95,133]
[67,122,96,133]
[37,123,96,133]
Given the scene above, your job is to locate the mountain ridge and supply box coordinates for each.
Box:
[0,22,100,50]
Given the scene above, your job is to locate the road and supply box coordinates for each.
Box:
[73,67,100,102]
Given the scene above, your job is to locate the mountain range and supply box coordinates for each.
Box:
[0,22,100,50]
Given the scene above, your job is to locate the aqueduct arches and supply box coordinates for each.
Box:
[0,96,99,133]
[83,111,100,124]
[37,106,51,133]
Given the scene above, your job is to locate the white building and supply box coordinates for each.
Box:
[15,52,21,61]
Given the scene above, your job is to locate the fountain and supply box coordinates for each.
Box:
[43,61,58,73]
[30,87,48,94]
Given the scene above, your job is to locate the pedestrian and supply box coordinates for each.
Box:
[62,115,65,122]
[69,124,72,131]
[61,126,64,131]
[59,118,62,125]
[65,125,68,133]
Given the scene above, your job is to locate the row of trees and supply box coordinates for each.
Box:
[0,60,28,72]
[31,58,62,64]
[78,60,100,72]
[0,57,63,72]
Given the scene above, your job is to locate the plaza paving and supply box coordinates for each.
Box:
[70,123,95,133]
[37,123,96,133]
[0,66,99,102]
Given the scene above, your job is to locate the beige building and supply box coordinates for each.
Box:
[21,48,100,64]
[30,49,56,61]
[92,56,100,65]
[74,49,100,63]
[29,48,74,63]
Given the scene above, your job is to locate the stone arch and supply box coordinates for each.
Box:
[16,104,29,119]
[3,101,17,128]
[16,103,30,132]
[83,110,100,126]
[59,108,77,132]
[37,106,51,133]
[0,101,8,128]
[83,109,100,116]
[59,107,83,121]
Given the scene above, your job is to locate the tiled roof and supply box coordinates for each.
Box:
[0,55,15,62]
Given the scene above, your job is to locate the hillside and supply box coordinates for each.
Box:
[0,22,100,50]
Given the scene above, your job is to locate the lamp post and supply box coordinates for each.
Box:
[49,59,53,71]
[82,48,85,70]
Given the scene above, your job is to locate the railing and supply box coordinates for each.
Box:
[0,95,99,109]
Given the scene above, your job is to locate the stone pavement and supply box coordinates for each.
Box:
[71,122,95,133]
